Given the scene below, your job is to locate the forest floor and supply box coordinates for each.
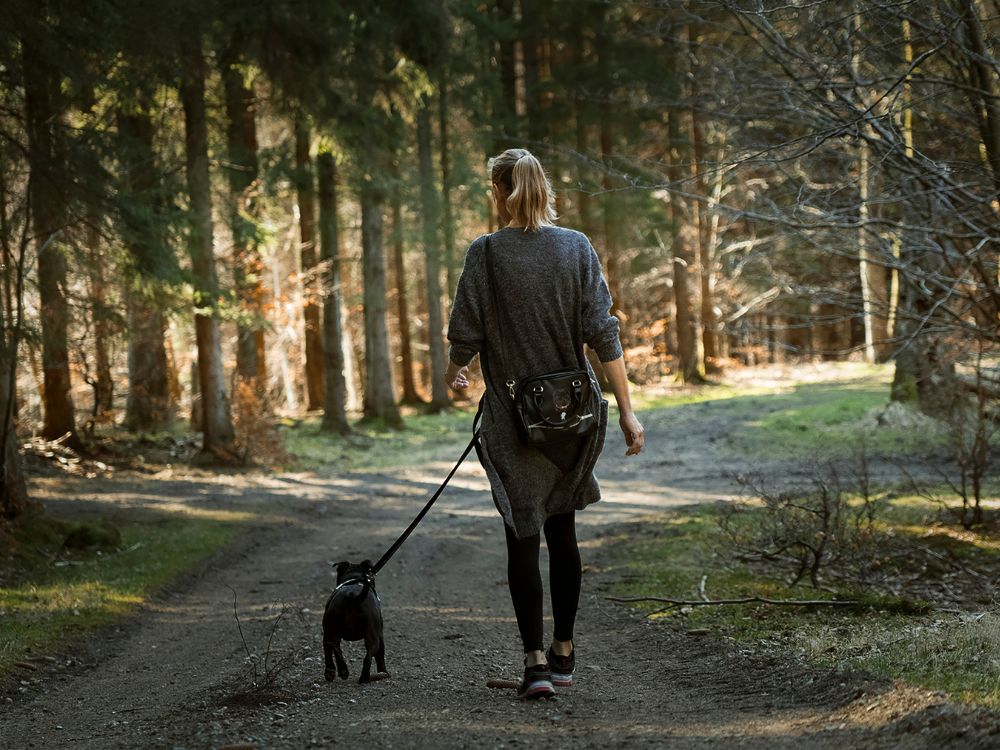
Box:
[3,362,1000,749]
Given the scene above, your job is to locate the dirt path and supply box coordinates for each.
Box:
[4,392,999,749]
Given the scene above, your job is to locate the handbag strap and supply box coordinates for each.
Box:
[483,231,590,396]
[483,233,518,399]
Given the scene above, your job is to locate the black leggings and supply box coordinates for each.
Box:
[504,511,581,654]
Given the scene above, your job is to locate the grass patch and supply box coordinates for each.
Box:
[723,380,948,460]
[281,406,479,473]
[609,496,1000,708]
[631,382,769,412]
[0,508,248,678]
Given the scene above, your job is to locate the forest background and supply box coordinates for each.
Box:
[0,0,997,522]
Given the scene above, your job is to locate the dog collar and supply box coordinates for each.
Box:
[334,573,377,593]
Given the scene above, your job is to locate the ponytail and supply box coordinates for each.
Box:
[488,148,557,232]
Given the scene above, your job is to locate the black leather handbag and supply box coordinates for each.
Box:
[483,233,602,445]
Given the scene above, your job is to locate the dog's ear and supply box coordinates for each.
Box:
[361,559,373,571]
[335,561,350,578]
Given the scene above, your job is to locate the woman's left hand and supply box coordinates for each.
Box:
[445,363,470,391]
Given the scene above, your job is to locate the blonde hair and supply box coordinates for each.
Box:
[488,148,557,232]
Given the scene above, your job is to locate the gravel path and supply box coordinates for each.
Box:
[3,383,999,748]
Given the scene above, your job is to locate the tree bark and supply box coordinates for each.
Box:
[0,336,27,519]
[852,9,890,364]
[418,95,451,412]
[118,100,172,431]
[295,118,324,411]
[0,199,29,519]
[223,47,266,385]
[180,36,237,460]
[599,122,626,339]
[85,220,113,416]
[126,298,170,431]
[390,163,422,406]
[962,0,1000,196]
[317,151,350,434]
[667,108,702,383]
[688,24,718,372]
[360,180,402,427]
[23,37,79,446]
[438,70,457,304]
[596,25,626,346]
[495,0,519,150]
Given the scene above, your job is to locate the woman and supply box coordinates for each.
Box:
[444,148,645,700]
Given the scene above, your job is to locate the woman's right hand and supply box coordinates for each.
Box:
[619,412,645,456]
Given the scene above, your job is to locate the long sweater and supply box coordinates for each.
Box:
[446,225,623,538]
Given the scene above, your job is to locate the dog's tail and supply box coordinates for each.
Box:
[353,577,371,601]
[340,576,373,602]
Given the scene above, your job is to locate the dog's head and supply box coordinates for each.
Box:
[334,558,374,585]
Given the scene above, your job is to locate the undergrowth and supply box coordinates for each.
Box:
[610,495,1000,708]
[0,508,249,681]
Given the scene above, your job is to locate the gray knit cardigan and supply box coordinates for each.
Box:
[446,225,623,538]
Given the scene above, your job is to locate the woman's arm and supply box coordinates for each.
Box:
[601,356,645,456]
[579,240,643,455]
[444,241,485,391]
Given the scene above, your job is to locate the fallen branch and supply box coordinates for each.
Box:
[617,596,861,610]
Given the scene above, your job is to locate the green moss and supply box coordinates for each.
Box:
[0,509,247,678]
[890,372,919,404]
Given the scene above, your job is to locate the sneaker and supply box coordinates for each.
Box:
[546,646,575,687]
[517,662,555,700]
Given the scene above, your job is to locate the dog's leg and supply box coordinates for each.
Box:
[323,638,336,682]
[375,636,388,675]
[333,638,349,680]
[359,634,376,684]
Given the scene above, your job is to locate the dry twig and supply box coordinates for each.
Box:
[607,595,860,608]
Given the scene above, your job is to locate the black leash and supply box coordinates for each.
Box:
[371,399,485,575]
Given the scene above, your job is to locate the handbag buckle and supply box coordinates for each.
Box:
[506,379,516,399]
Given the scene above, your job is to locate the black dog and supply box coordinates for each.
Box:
[322,559,388,684]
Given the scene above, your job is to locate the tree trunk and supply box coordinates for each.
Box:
[118,100,173,431]
[667,109,702,383]
[495,0,519,150]
[390,164,422,406]
[360,180,402,427]
[688,24,719,373]
[317,151,350,434]
[85,220,114,416]
[962,0,1000,196]
[295,118,324,411]
[181,36,237,461]
[521,5,544,143]
[438,70,458,304]
[23,37,79,447]
[596,28,626,346]
[0,201,29,519]
[126,298,170,431]
[0,340,27,519]
[888,16,914,341]
[418,95,451,412]
[223,47,266,386]
[852,10,890,364]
